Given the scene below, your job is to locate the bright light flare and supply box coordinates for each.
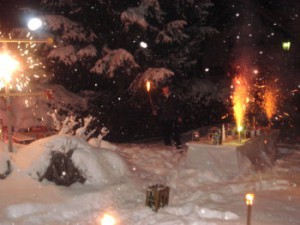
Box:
[146,81,151,92]
[98,214,116,225]
[27,18,42,31]
[263,87,277,122]
[232,76,249,134]
[245,193,254,205]
[0,53,19,83]
[237,126,243,132]
[140,41,148,48]
[282,41,291,51]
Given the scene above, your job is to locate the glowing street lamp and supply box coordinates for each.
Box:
[140,41,148,48]
[0,53,19,152]
[282,41,291,51]
[245,193,254,225]
[27,17,43,31]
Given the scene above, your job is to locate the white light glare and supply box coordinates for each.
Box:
[28,18,42,31]
[0,54,19,83]
[99,214,116,225]
[140,41,148,48]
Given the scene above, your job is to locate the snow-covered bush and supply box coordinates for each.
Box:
[13,135,129,186]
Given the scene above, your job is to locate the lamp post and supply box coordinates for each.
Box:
[245,193,254,225]
[0,53,18,152]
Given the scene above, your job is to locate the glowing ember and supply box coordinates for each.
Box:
[232,76,249,133]
[263,87,277,122]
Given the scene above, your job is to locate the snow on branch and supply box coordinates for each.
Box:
[75,115,94,140]
[47,45,78,65]
[59,115,79,135]
[121,7,148,29]
[47,112,62,131]
[199,26,219,37]
[121,0,164,30]
[88,127,110,149]
[43,15,96,42]
[156,20,189,44]
[130,67,174,92]
[77,45,97,59]
[90,48,139,78]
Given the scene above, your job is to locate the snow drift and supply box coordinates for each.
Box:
[12,135,130,186]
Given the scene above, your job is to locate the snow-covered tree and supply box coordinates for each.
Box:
[130,67,174,92]
[16,0,220,141]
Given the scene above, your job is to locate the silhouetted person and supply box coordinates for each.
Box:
[153,85,182,149]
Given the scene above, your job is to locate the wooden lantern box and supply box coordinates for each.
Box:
[146,184,170,212]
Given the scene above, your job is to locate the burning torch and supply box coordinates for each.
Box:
[146,80,155,112]
[97,213,116,225]
[245,193,254,225]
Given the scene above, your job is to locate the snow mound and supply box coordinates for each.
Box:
[13,135,130,186]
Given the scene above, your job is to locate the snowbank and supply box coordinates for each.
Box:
[13,135,130,186]
[0,142,10,175]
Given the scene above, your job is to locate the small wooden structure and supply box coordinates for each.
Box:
[145,184,170,212]
[12,133,36,145]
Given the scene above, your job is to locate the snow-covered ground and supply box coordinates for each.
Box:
[0,133,300,225]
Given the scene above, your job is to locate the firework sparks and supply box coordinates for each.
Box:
[263,86,277,123]
[0,31,46,92]
[232,75,250,133]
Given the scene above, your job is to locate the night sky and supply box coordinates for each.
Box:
[0,0,39,32]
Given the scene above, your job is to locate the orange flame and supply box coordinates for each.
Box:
[263,87,277,121]
[232,76,249,132]
[97,213,116,225]
[146,81,151,92]
[245,193,254,205]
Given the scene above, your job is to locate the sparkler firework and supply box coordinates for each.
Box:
[0,31,46,92]
[263,86,277,124]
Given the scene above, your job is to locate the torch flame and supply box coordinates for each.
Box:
[245,193,254,205]
[98,213,116,225]
[263,87,277,122]
[232,76,249,133]
[146,81,151,92]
